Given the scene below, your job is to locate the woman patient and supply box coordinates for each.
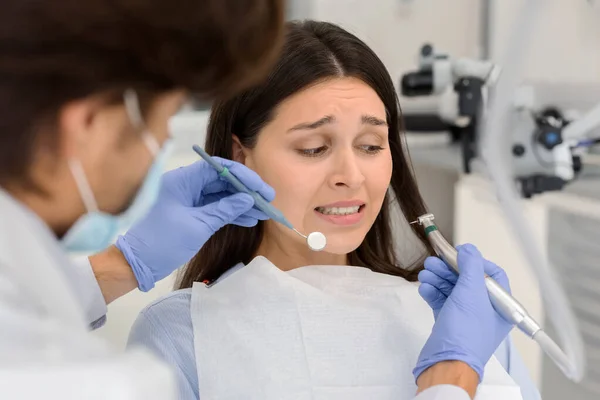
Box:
[128,20,539,400]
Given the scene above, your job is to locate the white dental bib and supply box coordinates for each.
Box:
[191,256,522,400]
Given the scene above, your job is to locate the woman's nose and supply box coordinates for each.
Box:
[328,151,365,190]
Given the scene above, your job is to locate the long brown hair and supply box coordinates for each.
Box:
[178,20,434,288]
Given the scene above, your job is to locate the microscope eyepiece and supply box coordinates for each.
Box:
[420,44,433,57]
[400,70,434,97]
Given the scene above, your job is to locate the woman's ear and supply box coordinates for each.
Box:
[231,135,247,164]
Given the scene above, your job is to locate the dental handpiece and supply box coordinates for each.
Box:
[414,213,541,338]
[192,145,327,251]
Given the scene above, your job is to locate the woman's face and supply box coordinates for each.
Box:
[239,77,393,255]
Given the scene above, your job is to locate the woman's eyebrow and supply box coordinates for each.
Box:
[288,115,335,132]
[287,114,387,132]
[361,114,387,126]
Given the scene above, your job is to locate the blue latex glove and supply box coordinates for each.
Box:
[413,244,514,382]
[116,158,275,292]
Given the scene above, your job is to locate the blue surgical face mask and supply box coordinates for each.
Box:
[61,90,174,253]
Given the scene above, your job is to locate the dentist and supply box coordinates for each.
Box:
[0,1,284,399]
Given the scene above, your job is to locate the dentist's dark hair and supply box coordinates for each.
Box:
[0,0,285,190]
[178,20,435,288]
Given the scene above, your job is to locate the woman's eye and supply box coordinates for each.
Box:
[359,145,384,154]
[298,146,328,157]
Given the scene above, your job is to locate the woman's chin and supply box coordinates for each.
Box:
[319,237,364,256]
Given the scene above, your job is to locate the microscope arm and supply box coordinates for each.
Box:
[562,101,600,142]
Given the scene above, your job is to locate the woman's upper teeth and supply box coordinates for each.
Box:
[317,206,361,215]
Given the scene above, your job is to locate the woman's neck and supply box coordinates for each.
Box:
[256,224,347,271]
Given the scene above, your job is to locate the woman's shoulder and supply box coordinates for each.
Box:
[128,288,196,360]
[140,288,193,319]
[130,288,195,340]
[133,262,246,328]
[128,288,199,399]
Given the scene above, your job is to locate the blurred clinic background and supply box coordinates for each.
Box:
[92,1,600,398]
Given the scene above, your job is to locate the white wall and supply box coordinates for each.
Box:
[305,0,600,85]
[492,0,600,84]
[309,0,482,90]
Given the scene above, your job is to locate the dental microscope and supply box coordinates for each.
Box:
[401,44,499,174]
[400,44,600,198]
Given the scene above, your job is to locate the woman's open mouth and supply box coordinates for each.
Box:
[314,203,365,226]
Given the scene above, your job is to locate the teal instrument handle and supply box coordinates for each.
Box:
[192,145,294,230]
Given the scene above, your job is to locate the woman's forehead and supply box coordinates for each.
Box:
[274,78,386,122]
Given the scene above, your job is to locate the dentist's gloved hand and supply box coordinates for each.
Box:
[116,158,275,292]
[413,244,514,382]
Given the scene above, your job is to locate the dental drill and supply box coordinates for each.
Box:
[192,145,327,252]
[413,213,573,380]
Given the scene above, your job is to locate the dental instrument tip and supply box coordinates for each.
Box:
[292,228,327,251]
[307,231,327,252]
[412,213,436,226]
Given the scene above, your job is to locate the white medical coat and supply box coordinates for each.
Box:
[0,188,177,399]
